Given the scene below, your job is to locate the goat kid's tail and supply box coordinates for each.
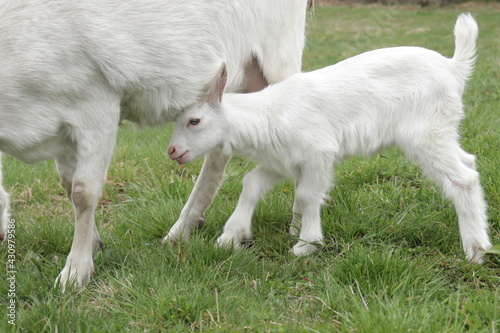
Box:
[452,13,478,82]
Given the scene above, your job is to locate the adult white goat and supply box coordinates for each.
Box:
[0,0,309,290]
[168,13,491,261]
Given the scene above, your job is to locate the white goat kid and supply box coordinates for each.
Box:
[169,14,492,261]
[0,0,308,290]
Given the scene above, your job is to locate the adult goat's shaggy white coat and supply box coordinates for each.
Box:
[0,0,308,290]
[169,14,491,260]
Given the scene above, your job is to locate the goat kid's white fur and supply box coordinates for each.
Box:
[169,13,491,260]
[0,0,308,290]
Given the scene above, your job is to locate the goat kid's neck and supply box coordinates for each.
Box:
[220,92,277,159]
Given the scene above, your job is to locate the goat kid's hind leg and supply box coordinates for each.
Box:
[289,179,304,237]
[164,151,230,243]
[292,164,332,256]
[217,166,283,249]
[56,103,119,291]
[0,153,9,242]
[56,153,104,253]
[412,142,491,263]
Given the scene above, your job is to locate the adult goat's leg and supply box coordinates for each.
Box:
[0,153,9,243]
[56,153,104,253]
[164,151,230,242]
[55,97,119,291]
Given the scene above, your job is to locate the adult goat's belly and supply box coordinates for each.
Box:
[0,133,73,165]
[120,88,188,127]
[0,109,76,165]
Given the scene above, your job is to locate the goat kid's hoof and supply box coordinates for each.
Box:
[216,234,243,250]
[161,231,187,246]
[466,242,492,264]
[291,241,322,256]
[162,216,206,244]
[161,227,187,244]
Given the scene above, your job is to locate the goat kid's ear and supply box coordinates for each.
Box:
[208,62,227,106]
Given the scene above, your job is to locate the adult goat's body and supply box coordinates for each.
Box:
[0,0,308,289]
[169,14,491,261]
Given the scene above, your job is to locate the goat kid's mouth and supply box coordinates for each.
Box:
[175,151,189,165]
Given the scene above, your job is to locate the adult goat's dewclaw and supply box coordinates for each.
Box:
[0,0,309,290]
[169,14,491,260]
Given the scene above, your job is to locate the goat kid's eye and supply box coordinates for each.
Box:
[189,119,200,126]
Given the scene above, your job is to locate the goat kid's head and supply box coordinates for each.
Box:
[168,63,228,165]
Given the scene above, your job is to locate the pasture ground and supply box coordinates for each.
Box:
[1,2,499,332]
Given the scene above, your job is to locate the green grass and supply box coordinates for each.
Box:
[1,3,499,332]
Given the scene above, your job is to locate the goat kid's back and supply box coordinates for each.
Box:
[254,13,478,164]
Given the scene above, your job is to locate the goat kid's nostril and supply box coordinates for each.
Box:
[168,146,175,156]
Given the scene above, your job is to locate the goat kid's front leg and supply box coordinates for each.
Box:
[0,153,9,242]
[217,166,283,249]
[164,151,230,243]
